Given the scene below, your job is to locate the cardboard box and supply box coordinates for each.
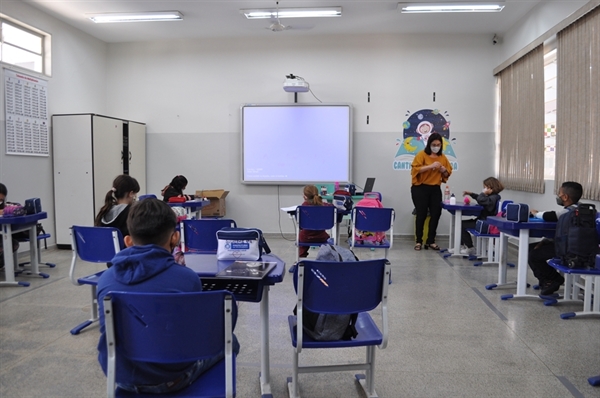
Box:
[196,189,229,217]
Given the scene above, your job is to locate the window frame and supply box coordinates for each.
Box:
[0,14,51,76]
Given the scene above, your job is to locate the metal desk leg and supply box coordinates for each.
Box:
[260,286,273,398]
[486,232,516,290]
[502,229,539,300]
[1,224,29,287]
[444,209,463,258]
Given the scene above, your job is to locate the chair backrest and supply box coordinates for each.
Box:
[352,207,394,233]
[500,199,513,213]
[138,194,157,201]
[596,211,600,243]
[294,259,389,314]
[71,225,123,263]
[181,218,237,252]
[104,290,235,397]
[296,205,337,231]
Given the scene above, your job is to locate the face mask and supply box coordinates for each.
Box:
[555,195,564,206]
[431,146,441,153]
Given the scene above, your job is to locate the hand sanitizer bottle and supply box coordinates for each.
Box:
[449,193,456,205]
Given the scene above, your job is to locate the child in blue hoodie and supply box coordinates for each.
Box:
[96,198,240,394]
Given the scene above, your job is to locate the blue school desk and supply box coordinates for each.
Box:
[441,202,483,257]
[485,216,556,301]
[1,212,49,287]
[184,253,285,398]
[168,199,210,219]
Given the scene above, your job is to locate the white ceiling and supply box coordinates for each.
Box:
[22,0,544,43]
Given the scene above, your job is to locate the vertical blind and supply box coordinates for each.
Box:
[498,45,545,193]
[555,6,600,201]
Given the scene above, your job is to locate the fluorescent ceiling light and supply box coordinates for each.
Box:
[241,7,342,19]
[398,2,505,13]
[87,11,183,23]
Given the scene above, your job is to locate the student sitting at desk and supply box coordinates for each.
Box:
[94,175,140,239]
[0,183,20,268]
[460,177,504,255]
[528,181,582,296]
[97,198,240,394]
[162,175,195,202]
[288,185,334,274]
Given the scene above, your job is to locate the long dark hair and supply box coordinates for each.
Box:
[94,175,140,226]
[424,133,444,155]
[162,175,188,196]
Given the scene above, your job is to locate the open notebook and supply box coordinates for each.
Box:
[216,261,277,280]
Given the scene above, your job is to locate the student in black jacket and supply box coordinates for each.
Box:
[161,175,195,202]
[528,181,582,295]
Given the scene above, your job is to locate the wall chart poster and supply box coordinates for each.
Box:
[4,69,49,156]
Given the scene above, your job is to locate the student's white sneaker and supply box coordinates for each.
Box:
[460,246,476,255]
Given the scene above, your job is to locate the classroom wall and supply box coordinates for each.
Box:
[0,0,108,248]
[1,0,593,244]
[105,34,497,236]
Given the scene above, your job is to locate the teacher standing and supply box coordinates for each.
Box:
[410,133,452,251]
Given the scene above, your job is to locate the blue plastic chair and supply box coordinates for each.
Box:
[181,218,237,253]
[467,199,513,264]
[104,291,236,398]
[349,207,394,258]
[544,258,600,319]
[15,232,56,269]
[138,194,157,200]
[295,205,337,262]
[69,226,123,335]
[287,259,390,398]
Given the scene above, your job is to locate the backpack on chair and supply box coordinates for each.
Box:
[354,193,386,245]
[294,244,359,341]
[554,203,599,269]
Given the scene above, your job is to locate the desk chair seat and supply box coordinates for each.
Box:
[104,291,236,398]
[181,218,237,253]
[295,206,337,263]
[544,258,600,319]
[69,226,123,335]
[287,259,390,398]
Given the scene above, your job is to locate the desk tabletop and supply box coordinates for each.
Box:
[168,199,210,209]
[184,253,286,285]
[441,202,483,216]
[486,216,556,238]
[0,212,47,225]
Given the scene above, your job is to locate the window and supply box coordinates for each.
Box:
[0,16,49,75]
[543,49,557,180]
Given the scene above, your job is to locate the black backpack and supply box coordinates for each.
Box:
[294,245,359,341]
[554,203,599,269]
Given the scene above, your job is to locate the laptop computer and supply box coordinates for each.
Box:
[355,177,375,195]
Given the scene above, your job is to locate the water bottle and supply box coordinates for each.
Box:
[449,193,456,205]
[444,185,451,202]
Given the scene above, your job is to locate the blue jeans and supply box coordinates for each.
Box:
[118,334,240,394]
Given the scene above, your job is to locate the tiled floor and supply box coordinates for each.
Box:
[1,236,599,397]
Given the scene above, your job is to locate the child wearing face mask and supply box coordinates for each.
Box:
[459,177,504,255]
[410,132,453,251]
[527,181,583,295]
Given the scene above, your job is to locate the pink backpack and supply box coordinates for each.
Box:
[354,193,386,244]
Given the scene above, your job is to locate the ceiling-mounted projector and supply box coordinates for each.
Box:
[283,74,309,92]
